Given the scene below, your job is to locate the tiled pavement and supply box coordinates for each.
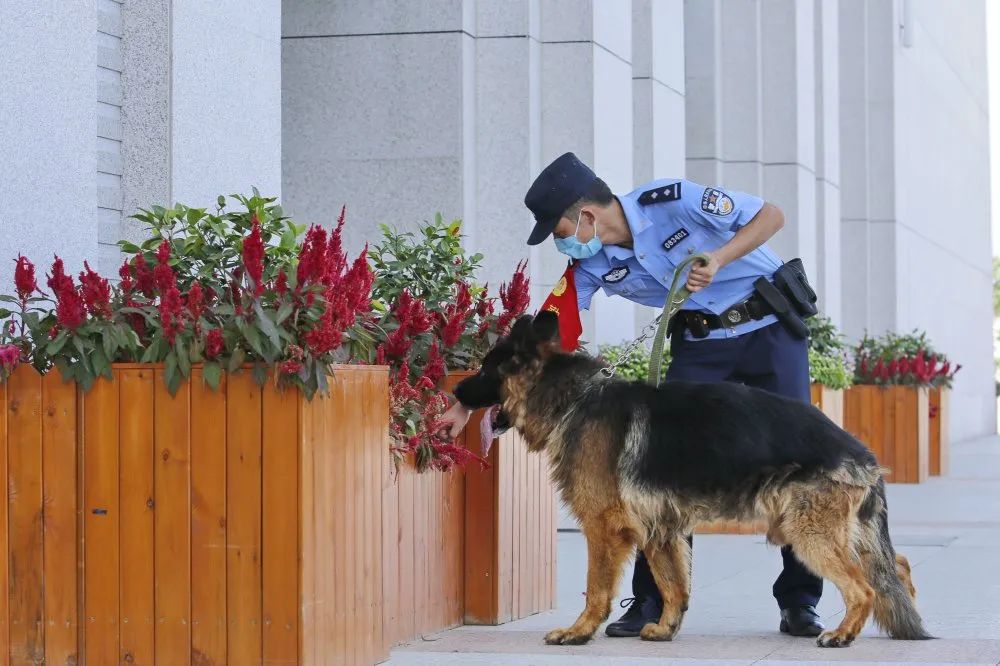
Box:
[388,435,1000,665]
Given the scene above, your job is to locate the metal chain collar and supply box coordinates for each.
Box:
[598,314,662,378]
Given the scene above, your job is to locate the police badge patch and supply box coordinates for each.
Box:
[602,266,629,283]
[701,188,734,216]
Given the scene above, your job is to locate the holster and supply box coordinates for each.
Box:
[773,258,818,319]
[753,277,809,340]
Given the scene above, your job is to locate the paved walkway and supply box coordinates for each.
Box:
[388,435,1000,665]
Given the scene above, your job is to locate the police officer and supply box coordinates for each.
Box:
[439,152,824,638]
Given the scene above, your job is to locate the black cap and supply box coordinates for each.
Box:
[524,152,597,245]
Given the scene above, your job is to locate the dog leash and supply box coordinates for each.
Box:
[598,252,712,387]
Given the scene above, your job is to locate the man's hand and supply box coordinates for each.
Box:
[686,252,721,292]
[437,400,474,440]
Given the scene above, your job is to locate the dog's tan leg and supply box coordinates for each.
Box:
[786,530,874,647]
[895,554,917,601]
[544,518,633,645]
[637,535,690,642]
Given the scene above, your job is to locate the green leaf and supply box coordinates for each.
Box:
[254,303,281,351]
[228,347,246,373]
[217,195,226,208]
[242,323,265,358]
[203,362,222,390]
[252,363,268,387]
[175,337,191,377]
[0,295,20,304]
[275,301,295,326]
[47,330,69,355]
[164,351,178,388]
[0,308,13,319]
[118,240,142,254]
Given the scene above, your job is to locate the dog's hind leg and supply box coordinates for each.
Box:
[544,517,634,645]
[638,534,691,642]
[783,495,875,648]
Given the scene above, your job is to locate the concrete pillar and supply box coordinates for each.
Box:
[814,0,842,323]
[760,0,817,278]
[0,2,97,286]
[632,0,686,334]
[170,0,282,205]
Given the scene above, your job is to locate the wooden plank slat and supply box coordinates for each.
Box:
[154,371,191,665]
[262,383,298,665]
[369,372,388,662]
[7,368,45,663]
[226,371,262,665]
[299,388,317,666]
[380,458,400,648]
[41,371,78,665]
[119,369,155,666]
[190,369,227,665]
[0,371,8,659]
[83,372,120,665]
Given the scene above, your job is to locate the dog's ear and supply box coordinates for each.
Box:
[508,315,534,344]
[532,310,560,343]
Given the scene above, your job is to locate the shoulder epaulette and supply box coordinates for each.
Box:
[638,182,682,205]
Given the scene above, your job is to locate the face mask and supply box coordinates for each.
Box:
[554,213,602,260]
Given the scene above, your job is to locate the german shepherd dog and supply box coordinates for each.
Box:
[453,312,930,648]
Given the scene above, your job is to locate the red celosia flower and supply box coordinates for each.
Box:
[423,342,445,385]
[14,255,37,303]
[0,344,20,372]
[286,344,304,360]
[118,259,135,294]
[134,254,156,298]
[323,207,348,287]
[242,217,265,298]
[47,256,86,330]
[897,357,910,376]
[440,311,467,347]
[275,269,288,297]
[153,241,175,292]
[187,281,205,336]
[79,262,112,318]
[159,285,184,345]
[280,359,303,375]
[304,307,341,355]
[205,328,225,359]
[296,225,328,289]
[475,285,494,318]
[496,260,530,335]
[375,344,387,365]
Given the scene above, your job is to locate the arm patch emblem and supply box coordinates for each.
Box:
[701,188,734,216]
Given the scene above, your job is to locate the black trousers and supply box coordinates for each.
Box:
[630,321,823,610]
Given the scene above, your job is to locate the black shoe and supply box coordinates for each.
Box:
[779,606,824,637]
[605,596,663,637]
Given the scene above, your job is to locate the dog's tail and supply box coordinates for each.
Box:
[856,478,933,640]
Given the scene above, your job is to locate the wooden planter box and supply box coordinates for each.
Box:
[929,387,950,476]
[0,363,390,666]
[696,384,845,535]
[843,385,929,484]
[380,371,557,647]
[811,384,845,426]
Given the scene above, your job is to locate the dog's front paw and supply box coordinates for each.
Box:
[639,622,677,642]
[544,627,592,645]
[816,630,854,648]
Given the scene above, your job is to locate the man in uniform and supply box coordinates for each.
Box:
[440,152,824,638]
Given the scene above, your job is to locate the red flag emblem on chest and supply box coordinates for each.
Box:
[538,263,582,352]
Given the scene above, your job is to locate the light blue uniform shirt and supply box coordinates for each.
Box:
[574,178,784,340]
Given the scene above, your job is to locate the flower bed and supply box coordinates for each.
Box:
[1,193,551,660]
[844,330,959,483]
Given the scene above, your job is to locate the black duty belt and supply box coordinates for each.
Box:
[674,295,774,338]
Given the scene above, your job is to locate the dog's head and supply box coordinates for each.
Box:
[452,310,561,409]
